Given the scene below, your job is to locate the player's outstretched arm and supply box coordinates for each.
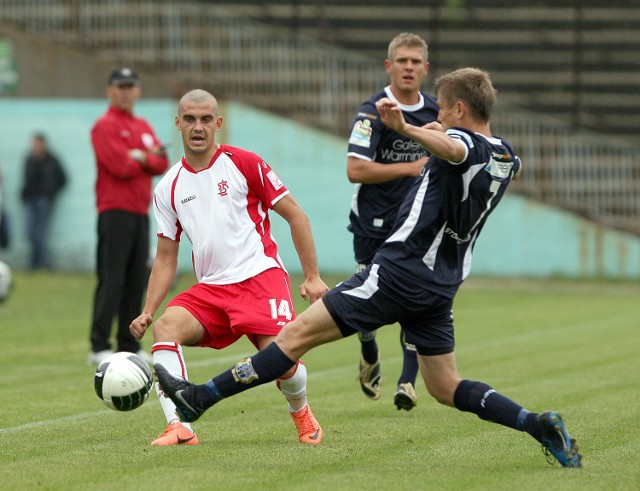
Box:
[376,98,466,162]
[272,195,329,304]
[130,236,179,340]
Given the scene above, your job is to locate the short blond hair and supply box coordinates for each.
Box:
[434,68,497,122]
[388,32,428,61]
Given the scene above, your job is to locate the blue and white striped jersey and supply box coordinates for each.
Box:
[374,127,522,299]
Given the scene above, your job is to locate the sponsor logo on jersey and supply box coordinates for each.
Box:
[266,170,284,190]
[232,357,259,384]
[379,138,427,162]
[349,119,373,148]
[445,226,472,244]
[181,194,196,204]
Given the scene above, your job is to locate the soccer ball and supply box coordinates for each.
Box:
[0,260,12,304]
[94,352,153,411]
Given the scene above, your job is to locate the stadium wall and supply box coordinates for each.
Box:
[1,99,639,280]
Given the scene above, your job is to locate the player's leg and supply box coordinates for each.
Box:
[356,264,381,400]
[257,333,322,445]
[149,305,204,446]
[154,297,344,422]
[353,235,383,400]
[417,352,581,467]
[393,328,419,411]
[154,264,399,421]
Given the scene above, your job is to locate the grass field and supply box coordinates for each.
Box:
[1,271,639,490]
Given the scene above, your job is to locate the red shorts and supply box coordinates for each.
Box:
[167,267,296,350]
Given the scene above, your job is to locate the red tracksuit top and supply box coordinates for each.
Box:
[91,105,169,215]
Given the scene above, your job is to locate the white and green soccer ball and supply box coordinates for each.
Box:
[94,352,153,411]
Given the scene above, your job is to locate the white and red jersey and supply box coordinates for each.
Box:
[153,144,289,285]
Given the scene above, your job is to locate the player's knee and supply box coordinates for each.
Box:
[425,377,458,407]
[152,316,180,343]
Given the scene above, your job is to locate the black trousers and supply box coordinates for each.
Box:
[90,210,149,352]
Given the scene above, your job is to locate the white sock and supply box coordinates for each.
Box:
[152,342,194,432]
[277,360,308,413]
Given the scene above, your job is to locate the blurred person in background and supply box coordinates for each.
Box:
[346,32,439,410]
[87,67,169,366]
[20,133,67,270]
[0,162,10,251]
[0,164,12,303]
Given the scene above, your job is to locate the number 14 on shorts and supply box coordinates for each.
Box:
[268,298,292,323]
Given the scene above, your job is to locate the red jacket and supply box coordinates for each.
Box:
[91,106,169,215]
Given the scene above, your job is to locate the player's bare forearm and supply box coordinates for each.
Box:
[273,195,329,302]
[289,215,329,302]
[377,98,465,162]
[347,156,427,184]
[130,238,178,339]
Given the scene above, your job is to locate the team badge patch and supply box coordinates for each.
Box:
[232,357,259,384]
[485,152,514,179]
[349,119,373,148]
[266,170,284,190]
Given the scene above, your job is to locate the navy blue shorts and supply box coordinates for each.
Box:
[322,263,455,356]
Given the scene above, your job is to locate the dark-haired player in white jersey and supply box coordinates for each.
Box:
[347,32,438,410]
[155,69,582,468]
[130,89,329,446]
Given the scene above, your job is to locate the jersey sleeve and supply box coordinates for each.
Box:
[153,172,181,241]
[444,128,472,169]
[347,101,384,161]
[226,147,290,208]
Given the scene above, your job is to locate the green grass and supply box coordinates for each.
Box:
[1,272,639,490]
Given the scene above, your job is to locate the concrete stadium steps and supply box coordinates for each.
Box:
[192,0,640,144]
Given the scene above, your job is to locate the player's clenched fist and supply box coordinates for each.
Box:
[130,313,154,340]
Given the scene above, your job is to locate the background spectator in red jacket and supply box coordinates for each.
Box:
[87,67,169,366]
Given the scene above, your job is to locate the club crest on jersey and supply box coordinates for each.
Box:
[349,119,372,148]
[232,357,259,384]
[266,170,284,190]
[217,179,229,196]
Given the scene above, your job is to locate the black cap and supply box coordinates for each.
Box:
[108,67,139,86]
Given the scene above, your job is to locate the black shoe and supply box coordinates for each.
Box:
[357,356,381,400]
[393,382,417,411]
[154,364,205,422]
[537,411,582,468]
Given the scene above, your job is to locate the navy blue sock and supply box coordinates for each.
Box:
[359,331,378,364]
[397,329,419,385]
[453,379,533,432]
[193,343,296,408]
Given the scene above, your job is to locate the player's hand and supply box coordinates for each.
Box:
[376,98,406,132]
[130,313,153,340]
[423,121,444,132]
[299,275,330,304]
[408,156,429,177]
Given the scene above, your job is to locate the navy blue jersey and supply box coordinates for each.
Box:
[347,86,439,239]
[374,128,522,299]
